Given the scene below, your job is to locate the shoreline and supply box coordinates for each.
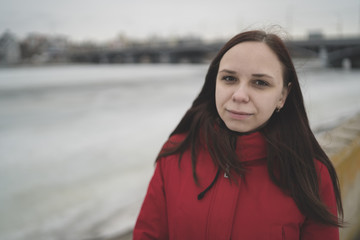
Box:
[317,113,360,240]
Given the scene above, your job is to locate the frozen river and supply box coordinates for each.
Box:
[0,63,360,240]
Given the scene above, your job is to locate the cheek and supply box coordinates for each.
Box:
[215,86,228,110]
[259,95,281,112]
[215,85,221,107]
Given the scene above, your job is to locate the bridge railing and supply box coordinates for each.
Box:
[69,36,360,67]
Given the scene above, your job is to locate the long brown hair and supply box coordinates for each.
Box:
[158,30,343,227]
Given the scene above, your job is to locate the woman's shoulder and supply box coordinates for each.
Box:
[314,159,328,175]
[314,159,330,172]
[156,133,188,161]
[162,133,188,149]
[314,159,334,187]
[157,133,190,168]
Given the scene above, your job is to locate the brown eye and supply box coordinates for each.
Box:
[254,80,269,87]
[222,76,236,82]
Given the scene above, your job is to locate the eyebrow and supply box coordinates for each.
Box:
[219,69,275,79]
[252,73,275,79]
[219,69,237,74]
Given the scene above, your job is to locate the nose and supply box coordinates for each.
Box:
[232,85,250,103]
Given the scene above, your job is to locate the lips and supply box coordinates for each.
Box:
[226,109,253,120]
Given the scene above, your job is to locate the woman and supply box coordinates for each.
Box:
[133,30,343,239]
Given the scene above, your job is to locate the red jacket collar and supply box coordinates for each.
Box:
[235,131,267,162]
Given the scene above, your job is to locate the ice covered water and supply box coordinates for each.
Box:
[0,64,206,240]
[0,64,359,240]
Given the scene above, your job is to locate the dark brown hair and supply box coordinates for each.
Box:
[158,30,343,227]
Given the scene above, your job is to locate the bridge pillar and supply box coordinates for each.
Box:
[158,52,172,63]
[319,46,328,67]
[342,58,352,70]
[124,53,135,63]
[138,54,151,63]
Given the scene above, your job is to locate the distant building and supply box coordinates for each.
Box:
[0,30,20,64]
[21,33,69,63]
[308,30,324,40]
[47,36,69,62]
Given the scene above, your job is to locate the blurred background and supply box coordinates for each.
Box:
[0,0,360,239]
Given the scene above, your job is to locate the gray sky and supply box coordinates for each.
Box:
[0,0,359,42]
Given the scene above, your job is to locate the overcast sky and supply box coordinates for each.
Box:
[0,0,359,42]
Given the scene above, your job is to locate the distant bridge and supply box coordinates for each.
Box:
[70,36,360,68]
[287,36,360,68]
[70,41,221,64]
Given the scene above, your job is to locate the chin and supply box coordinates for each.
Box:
[225,123,253,134]
[225,121,269,134]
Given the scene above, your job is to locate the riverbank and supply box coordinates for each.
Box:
[317,113,360,240]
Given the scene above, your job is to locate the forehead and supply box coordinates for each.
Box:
[219,42,283,78]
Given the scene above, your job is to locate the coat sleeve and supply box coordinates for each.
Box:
[300,162,339,240]
[133,160,168,240]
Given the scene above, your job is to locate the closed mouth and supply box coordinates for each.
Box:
[226,109,254,120]
[227,110,253,116]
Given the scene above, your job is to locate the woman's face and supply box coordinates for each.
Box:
[215,41,289,133]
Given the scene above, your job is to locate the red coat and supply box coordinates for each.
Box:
[134,132,339,240]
